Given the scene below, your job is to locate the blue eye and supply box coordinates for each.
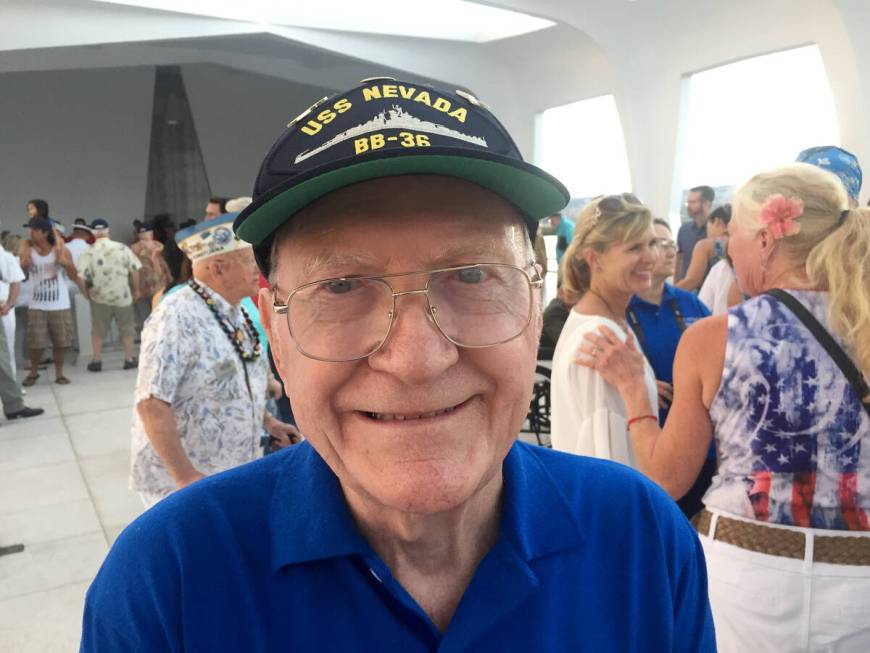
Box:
[324,279,359,294]
[456,267,485,284]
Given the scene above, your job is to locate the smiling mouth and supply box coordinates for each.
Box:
[364,401,466,422]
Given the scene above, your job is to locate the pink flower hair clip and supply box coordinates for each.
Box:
[759,194,804,240]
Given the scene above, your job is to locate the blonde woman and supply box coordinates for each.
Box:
[582,164,870,651]
[550,193,659,467]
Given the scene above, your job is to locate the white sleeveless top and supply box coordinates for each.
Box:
[28,248,70,311]
[550,311,659,468]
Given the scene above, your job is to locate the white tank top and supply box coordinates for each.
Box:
[28,248,70,311]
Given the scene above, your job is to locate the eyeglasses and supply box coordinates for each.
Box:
[656,238,676,251]
[272,263,543,362]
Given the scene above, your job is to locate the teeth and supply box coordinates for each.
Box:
[367,405,457,421]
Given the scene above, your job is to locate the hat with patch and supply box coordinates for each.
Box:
[796,145,862,200]
[176,213,251,263]
[233,77,570,272]
[136,222,153,234]
[91,218,110,230]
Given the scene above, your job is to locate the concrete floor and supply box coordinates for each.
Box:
[0,350,142,653]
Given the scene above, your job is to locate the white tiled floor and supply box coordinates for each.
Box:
[0,351,142,653]
[0,349,549,652]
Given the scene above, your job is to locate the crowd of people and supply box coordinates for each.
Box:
[549,145,869,651]
[7,77,855,651]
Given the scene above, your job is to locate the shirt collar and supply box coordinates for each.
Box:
[269,442,373,571]
[192,278,241,318]
[268,440,584,572]
[629,283,675,310]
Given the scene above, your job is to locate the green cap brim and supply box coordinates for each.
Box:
[236,154,569,247]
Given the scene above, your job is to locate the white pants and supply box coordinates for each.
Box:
[2,311,15,379]
[700,508,870,652]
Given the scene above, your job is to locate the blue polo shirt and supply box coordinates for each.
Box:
[628,284,712,462]
[627,284,710,419]
[81,441,714,652]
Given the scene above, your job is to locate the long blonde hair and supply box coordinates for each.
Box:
[733,162,870,381]
[561,194,652,304]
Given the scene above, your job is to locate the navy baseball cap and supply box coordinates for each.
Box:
[23,218,53,231]
[91,218,110,230]
[136,222,153,234]
[233,77,570,272]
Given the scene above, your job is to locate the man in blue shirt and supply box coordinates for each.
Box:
[628,219,713,517]
[81,80,715,652]
[550,211,575,265]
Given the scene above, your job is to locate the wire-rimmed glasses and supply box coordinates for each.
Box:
[272,262,543,362]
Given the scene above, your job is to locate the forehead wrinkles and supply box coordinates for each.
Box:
[285,219,527,283]
[274,178,529,281]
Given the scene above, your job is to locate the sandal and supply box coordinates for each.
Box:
[55,377,71,385]
[22,374,39,387]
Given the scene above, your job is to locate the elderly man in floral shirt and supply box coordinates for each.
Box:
[76,218,141,371]
[129,215,298,507]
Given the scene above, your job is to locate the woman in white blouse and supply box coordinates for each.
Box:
[550,194,660,467]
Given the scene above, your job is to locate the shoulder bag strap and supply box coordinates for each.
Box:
[667,297,687,333]
[625,307,646,349]
[765,288,870,418]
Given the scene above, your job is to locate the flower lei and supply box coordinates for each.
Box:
[188,279,261,362]
[759,194,804,240]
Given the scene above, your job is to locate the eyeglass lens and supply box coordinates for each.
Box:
[286,265,533,361]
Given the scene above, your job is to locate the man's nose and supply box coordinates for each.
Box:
[367,292,459,384]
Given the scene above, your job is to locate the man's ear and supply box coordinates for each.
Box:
[259,285,286,379]
[259,286,275,339]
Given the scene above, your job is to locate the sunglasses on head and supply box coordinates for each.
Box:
[597,192,643,212]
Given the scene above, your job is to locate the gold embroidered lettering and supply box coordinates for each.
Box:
[448,107,467,123]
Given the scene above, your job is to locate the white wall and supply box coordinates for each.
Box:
[500,0,869,214]
[0,66,155,244]
[1,0,869,223]
[181,64,336,200]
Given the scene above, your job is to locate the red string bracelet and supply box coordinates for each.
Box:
[627,414,657,429]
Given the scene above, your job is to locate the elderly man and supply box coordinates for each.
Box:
[76,218,142,371]
[82,80,714,650]
[128,215,298,508]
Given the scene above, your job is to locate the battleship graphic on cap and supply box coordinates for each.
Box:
[234,77,569,272]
